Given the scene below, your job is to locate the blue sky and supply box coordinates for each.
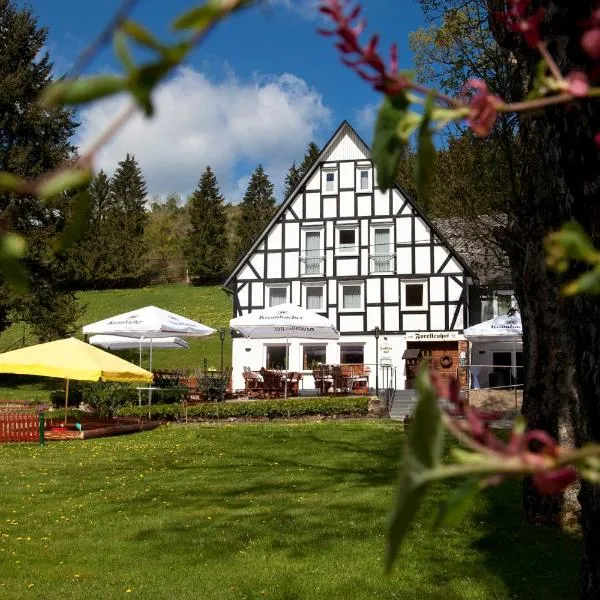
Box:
[21,0,427,202]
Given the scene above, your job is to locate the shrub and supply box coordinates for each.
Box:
[117,396,370,421]
[80,382,140,417]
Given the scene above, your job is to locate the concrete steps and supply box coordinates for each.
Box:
[388,389,418,420]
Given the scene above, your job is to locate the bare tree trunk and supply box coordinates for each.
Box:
[490,1,600,596]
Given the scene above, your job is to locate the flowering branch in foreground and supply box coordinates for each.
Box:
[319,0,600,142]
[316,0,600,569]
[386,368,600,570]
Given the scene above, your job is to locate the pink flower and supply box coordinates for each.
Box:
[533,467,577,495]
[318,1,408,96]
[582,28,600,59]
[463,79,502,137]
[594,132,600,148]
[566,71,590,97]
[496,0,544,48]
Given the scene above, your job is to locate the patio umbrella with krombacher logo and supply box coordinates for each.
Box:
[230,304,339,397]
[0,337,153,423]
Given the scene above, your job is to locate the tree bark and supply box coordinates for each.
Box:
[490,1,600,596]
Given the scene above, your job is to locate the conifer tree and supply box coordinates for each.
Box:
[235,165,276,259]
[109,154,148,280]
[283,162,301,200]
[283,142,320,202]
[298,141,320,177]
[185,166,228,284]
[0,0,81,339]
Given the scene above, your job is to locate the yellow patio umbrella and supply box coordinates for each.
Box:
[0,337,153,423]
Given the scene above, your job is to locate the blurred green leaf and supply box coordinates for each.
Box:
[53,190,93,251]
[415,93,436,207]
[0,172,28,194]
[42,75,125,107]
[127,60,173,116]
[546,221,600,269]
[172,2,224,31]
[121,20,163,50]
[113,31,135,72]
[396,111,422,144]
[0,233,28,292]
[386,367,443,571]
[434,478,481,527]
[562,266,600,296]
[431,106,470,130]
[37,166,93,201]
[372,92,410,191]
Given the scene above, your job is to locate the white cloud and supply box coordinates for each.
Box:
[265,0,321,20]
[77,67,331,202]
[354,102,379,138]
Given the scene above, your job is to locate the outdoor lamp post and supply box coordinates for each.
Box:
[374,326,380,396]
[219,328,226,374]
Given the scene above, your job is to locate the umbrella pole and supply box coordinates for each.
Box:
[284,338,288,399]
[64,378,69,424]
[148,339,153,407]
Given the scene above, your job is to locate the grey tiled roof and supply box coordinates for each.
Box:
[433,216,512,288]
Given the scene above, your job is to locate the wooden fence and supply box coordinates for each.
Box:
[0,409,41,443]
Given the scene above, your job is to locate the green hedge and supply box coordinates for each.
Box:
[116,396,370,421]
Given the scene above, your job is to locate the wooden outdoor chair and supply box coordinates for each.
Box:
[260,369,284,398]
[242,367,263,398]
[312,365,332,395]
[351,365,370,395]
[285,372,303,396]
[332,365,352,394]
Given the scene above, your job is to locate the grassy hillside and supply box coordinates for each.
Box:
[0,284,232,400]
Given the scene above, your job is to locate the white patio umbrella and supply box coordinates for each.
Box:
[464,310,522,387]
[84,306,215,404]
[230,303,340,397]
[463,311,522,342]
[89,335,189,368]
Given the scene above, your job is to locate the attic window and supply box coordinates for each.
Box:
[360,169,369,190]
[325,172,335,193]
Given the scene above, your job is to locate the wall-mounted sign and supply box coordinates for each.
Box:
[405,331,464,342]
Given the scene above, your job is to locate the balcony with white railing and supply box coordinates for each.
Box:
[300,254,325,276]
[369,253,395,274]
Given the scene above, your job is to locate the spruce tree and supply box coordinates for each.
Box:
[110,154,148,281]
[298,141,320,178]
[0,0,81,339]
[282,142,320,203]
[235,165,276,259]
[185,166,228,284]
[283,162,301,199]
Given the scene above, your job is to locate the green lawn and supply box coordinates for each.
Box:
[0,284,232,401]
[0,421,580,599]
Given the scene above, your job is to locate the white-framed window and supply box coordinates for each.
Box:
[266,284,289,307]
[370,226,394,273]
[303,283,325,311]
[336,225,358,255]
[301,227,324,276]
[356,166,371,192]
[265,344,288,370]
[339,281,364,311]
[340,344,364,364]
[302,345,327,370]
[322,166,338,194]
[481,290,517,320]
[356,161,372,192]
[401,280,428,311]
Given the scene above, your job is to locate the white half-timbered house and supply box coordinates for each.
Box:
[223,121,476,392]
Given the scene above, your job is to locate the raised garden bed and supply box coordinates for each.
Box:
[44,416,159,441]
